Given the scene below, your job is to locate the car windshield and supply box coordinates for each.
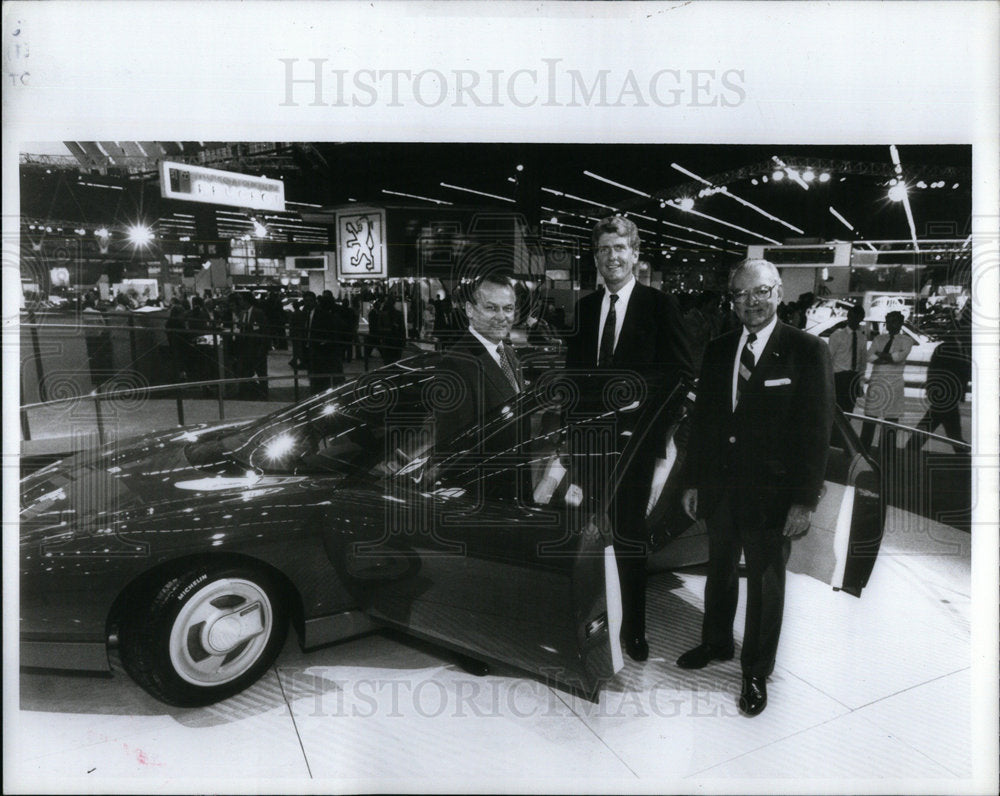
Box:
[218,354,439,474]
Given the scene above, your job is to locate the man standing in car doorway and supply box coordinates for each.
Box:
[566,215,692,663]
[677,259,834,716]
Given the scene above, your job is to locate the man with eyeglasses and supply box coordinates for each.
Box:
[677,259,834,716]
[566,215,692,663]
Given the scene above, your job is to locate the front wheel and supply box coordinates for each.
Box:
[120,564,288,707]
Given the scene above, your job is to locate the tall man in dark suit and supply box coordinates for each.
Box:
[566,215,692,662]
[678,259,834,716]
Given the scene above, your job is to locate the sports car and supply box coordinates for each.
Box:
[20,353,884,707]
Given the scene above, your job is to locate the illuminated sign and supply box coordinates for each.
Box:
[159,161,285,212]
[335,207,387,279]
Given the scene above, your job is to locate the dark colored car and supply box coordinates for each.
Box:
[20,353,884,707]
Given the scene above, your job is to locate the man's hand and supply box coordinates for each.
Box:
[682,488,698,521]
[783,503,813,537]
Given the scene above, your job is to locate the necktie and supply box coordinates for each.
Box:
[497,343,520,392]
[851,329,858,370]
[881,333,895,357]
[598,294,619,367]
[736,332,757,405]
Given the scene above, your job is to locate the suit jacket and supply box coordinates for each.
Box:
[684,321,834,527]
[565,282,692,386]
[435,332,520,451]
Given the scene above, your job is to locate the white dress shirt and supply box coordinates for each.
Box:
[731,314,778,411]
[596,275,637,362]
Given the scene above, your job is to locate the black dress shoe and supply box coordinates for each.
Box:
[455,654,490,677]
[676,642,735,669]
[739,675,767,716]
[624,636,649,662]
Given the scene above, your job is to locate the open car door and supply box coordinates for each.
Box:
[642,396,886,597]
[324,370,693,698]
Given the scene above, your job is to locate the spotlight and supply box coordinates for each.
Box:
[127,223,153,246]
[889,178,898,186]
[679,197,695,211]
[888,184,908,202]
[751,178,759,186]
[252,218,268,238]
[762,176,769,183]
[818,173,831,183]
[515,164,524,172]
[803,170,815,182]
[952,182,960,189]
[772,170,784,181]
[95,228,109,238]
[916,181,927,189]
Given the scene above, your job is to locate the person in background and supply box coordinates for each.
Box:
[305,291,339,394]
[905,307,971,454]
[235,293,269,399]
[828,304,868,415]
[678,259,834,717]
[860,310,913,453]
[378,297,407,364]
[566,214,692,663]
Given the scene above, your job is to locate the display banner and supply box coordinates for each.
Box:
[335,207,387,279]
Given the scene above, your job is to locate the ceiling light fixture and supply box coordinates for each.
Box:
[381,189,452,206]
[440,182,516,203]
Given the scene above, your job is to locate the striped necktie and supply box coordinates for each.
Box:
[736,332,757,404]
[497,343,520,392]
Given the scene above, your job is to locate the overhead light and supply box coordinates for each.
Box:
[916,181,927,189]
[829,206,855,232]
[583,171,651,198]
[818,173,831,183]
[382,189,452,205]
[952,182,960,189]
[515,164,524,172]
[251,218,268,238]
[750,178,759,186]
[127,223,153,247]
[440,182,515,203]
[761,176,768,183]
[802,170,815,182]
[772,170,784,181]
[679,197,695,212]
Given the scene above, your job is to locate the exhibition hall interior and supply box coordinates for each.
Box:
[14,141,979,786]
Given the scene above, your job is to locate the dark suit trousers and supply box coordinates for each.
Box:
[612,457,654,640]
[702,496,791,678]
[833,369,861,414]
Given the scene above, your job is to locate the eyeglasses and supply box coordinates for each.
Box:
[595,243,632,257]
[731,284,778,304]
[478,303,516,314]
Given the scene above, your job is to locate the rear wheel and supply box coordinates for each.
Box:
[120,564,288,707]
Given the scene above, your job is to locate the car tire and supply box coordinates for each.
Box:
[120,564,288,707]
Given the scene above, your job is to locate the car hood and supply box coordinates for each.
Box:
[20,420,264,547]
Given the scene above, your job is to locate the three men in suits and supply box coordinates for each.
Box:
[678,259,834,716]
[566,215,693,662]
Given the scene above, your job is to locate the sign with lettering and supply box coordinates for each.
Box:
[159,161,286,212]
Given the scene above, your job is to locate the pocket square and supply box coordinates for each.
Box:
[764,377,791,386]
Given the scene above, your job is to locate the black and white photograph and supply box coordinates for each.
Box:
[4,3,998,795]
